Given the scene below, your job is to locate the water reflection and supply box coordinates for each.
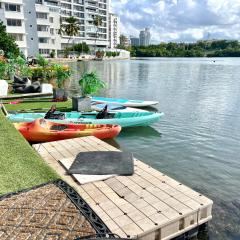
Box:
[119,126,161,138]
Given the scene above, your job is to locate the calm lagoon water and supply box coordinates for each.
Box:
[68,58,240,240]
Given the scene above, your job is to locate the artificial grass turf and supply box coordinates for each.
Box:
[4,99,72,112]
[0,111,59,195]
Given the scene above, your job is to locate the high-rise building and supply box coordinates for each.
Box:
[139,28,150,46]
[108,13,120,49]
[130,36,139,46]
[0,0,112,57]
[36,0,61,57]
[60,0,110,50]
[120,34,130,47]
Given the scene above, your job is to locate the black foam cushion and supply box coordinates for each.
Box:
[68,151,134,176]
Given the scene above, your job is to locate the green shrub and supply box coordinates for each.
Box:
[50,51,55,58]
[79,71,106,97]
[0,21,19,57]
[0,61,6,79]
[53,64,72,89]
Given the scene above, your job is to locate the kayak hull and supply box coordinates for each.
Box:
[92,96,159,107]
[9,111,164,127]
[14,119,121,142]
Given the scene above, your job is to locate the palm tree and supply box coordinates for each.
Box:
[92,15,103,56]
[59,16,80,56]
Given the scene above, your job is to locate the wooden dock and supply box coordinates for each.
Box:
[33,137,213,240]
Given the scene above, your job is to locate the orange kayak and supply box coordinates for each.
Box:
[14,118,121,143]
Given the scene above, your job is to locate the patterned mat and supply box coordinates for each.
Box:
[0,180,110,240]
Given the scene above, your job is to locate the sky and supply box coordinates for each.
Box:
[111,0,240,43]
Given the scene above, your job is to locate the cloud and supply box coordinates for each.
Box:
[111,0,240,43]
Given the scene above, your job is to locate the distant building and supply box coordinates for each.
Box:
[109,13,120,49]
[139,28,151,46]
[120,34,130,47]
[130,36,139,46]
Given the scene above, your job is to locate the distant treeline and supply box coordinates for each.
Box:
[120,40,240,57]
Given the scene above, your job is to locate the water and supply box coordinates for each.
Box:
[68,58,240,240]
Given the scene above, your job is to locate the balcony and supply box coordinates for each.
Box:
[86,26,96,33]
[37,31,50,38]
[6,26,25,34]
[2,0,23,4]
[36,18,50,25]
[16,40,27,48]
[4,11,24,19]
[35,4,49,13]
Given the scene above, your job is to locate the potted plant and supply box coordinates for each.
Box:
[53,63,71,101]
[72,71,106,111]
[15,56,33,79]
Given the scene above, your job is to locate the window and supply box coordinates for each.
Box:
[9,33,23,41]
[7,19,22,26]
[5,4,20,12]
[49,17,53,23]
[61,3,71,9]
[36,12,48,19]
[37,25,48,32]
[51,39,55,44]
[39,49,50,54]
[50,28,54,35]
[39,38,49,43]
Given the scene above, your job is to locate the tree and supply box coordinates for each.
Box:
[71,42,90,54]
[59,17,80,55]
[92,15,103,55]
[0,21,19,57]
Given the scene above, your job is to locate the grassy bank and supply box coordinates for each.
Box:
[0,110,59,195]
[4,99,72,112]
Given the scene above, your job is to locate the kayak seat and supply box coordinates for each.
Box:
[96,112,115,119]
[50,125,68,131]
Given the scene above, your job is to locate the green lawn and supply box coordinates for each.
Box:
[4,99,72,112]
[0,111,59,195]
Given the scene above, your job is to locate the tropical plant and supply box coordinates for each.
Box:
[92,15,103,54]
[0,61,6,79]
[36,54,49,68]
[15,56,32,78]
[53,64,72,89]
[71,42,90,54]
[79,71,106,97]
[5,58,15,78]
[34,54,50,82]
[59,16,80,55]
[0,21,19,57]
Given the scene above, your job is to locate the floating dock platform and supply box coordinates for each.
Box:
[33,136,213,240]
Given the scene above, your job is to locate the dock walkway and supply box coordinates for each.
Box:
[33,136,213,240]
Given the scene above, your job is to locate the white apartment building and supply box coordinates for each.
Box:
[108,12,119,49]
[0,0,61,56]
[60,0,110,50]
[0,0,117,57]
[35,0,61,56]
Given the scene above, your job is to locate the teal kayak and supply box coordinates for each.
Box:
[92,96,159,107]
[8,111,164,127]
